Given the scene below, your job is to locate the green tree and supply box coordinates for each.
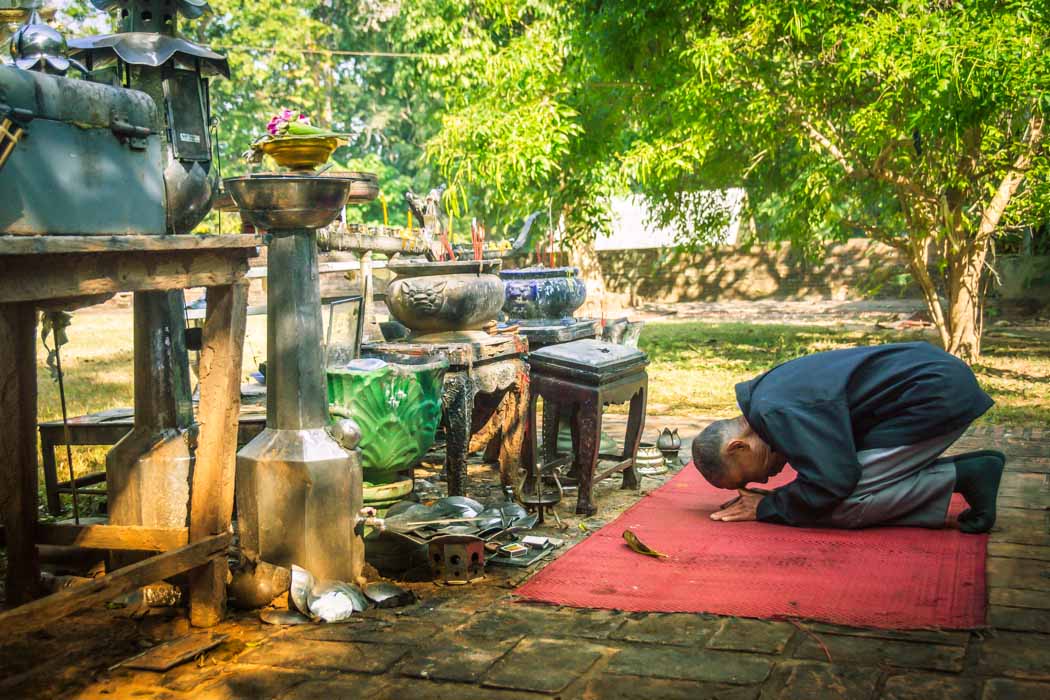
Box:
[576,0,1049,361]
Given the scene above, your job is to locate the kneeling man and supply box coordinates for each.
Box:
[692,342,1003,532]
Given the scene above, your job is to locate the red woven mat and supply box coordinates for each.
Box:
[516,465,987,629]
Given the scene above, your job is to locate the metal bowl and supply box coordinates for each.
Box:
[224,172,378,230]
[257,136,341,170]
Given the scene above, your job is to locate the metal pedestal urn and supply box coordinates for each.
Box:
[501,266,587,324]
[227,173,374,583]
[385,259,505,341]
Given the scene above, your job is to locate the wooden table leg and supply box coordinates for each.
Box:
[40,428,62,516]
[188,283,247,627]
[574,397,603,516]
[441,372,474,497]
[497,364,529,489]
[621,380,647,491]
[0,302,42,605]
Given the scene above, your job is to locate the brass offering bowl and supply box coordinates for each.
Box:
[256,135,344,170]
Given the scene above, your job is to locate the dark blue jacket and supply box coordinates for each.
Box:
[736,342,993,526]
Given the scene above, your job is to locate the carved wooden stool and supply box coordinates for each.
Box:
[526,339,648,515]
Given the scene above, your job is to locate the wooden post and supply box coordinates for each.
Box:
[187,283,247,627]
[0,302,41,605]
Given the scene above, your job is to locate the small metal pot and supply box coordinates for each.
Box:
[501,266,587,322]
[386,259,504,335]
[634,441,668,476]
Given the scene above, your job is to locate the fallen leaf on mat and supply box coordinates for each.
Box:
[623,530,668,559]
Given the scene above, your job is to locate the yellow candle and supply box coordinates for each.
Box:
[380,192,389,227]
[406,209,412,234]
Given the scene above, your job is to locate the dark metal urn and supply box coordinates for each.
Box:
[386,259,505,339]
[501,266,587,323]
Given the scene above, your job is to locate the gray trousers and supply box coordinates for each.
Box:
[820,427,966,529]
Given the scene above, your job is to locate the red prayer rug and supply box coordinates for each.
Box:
[516,464,987,629]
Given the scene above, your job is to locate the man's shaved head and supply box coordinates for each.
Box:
[692,416,787,490]
[692,419,740,487]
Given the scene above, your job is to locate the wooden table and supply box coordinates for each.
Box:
[364,333,530,496]
[38,406,267,516]
[0,234,258,635]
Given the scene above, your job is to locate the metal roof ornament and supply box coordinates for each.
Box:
[68,33,230,77]
[9,10,87,75]
[88,1,211,20]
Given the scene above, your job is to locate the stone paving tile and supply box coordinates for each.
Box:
[881,672,981,700]
[982,678,1050,700]
[238,638,409,675]
[572,674,760,700]
[195,667,321,700]
[68,683,180,700]
[793,632,966,672]
[991,510,1050,547]
[987,543,1050,562]
[274,675,390,700]
[804,623,971,647]
[376,678,544,700]
[607,644,772,685]
[977,631,1050,681]
[458,604,626,641]
[482,637,605,694]
[609,613,722,646]
[398,633,522,683]
[998,473,1050,497]
[989,605,1050,634]
[706,619,795,654]
[987,557,1050,592]
[758,661,879,700]
[989,588,1050,610]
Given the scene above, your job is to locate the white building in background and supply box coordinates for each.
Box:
[596,189,749,250]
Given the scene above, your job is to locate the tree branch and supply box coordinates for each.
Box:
[976,113,1045,247]
[801,118,860,176]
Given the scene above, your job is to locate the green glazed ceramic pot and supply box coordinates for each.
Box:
[328,352,448,482]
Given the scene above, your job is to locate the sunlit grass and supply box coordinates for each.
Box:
[36,309,1048,516]
[637,321,1050,425]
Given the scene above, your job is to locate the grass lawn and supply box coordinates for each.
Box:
[33,309,1049,514]
[638,320,1050,425]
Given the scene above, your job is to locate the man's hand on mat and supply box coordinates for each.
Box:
[711,489,764,522]
[718,487,772,510]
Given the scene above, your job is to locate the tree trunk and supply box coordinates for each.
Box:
[943,243,988,362]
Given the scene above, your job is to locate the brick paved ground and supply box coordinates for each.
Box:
[1,419,1048,700]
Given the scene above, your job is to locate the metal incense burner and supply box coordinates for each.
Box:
[228,173,377,583]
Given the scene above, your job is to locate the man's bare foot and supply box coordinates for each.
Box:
[950,450,1006,534]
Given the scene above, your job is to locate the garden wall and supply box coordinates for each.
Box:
[596,239,1050,309]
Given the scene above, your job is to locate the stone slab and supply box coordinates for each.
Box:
[990,588,1050,610]
[609,613,722,646]
[706,619,795,654]
[373,679,543,700]
[607,645,772,685]
[238,639,408,675]
[982,678,1050,700]
[989,606,1050,634]
[276,677,390,700]
[881,673,980,700]
[977,630,1050,681]
[398,634,522,683]
[793,633,966,672]
[574,675,759,700]
[459,605,625,641]
[804,623,971,647]
[988,557,1050,592]
[758,661,879,700]
[990,510,1050,547]
[987,544,1050,562]
[482,637,605,694]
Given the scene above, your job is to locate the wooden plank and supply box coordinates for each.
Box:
[0,234,261,256]
[120,631,228,671]
[0,532,230,638]
[0,302,41,605]
[0,249,254,304]
[188,283,247,627]
[36,524,189,551]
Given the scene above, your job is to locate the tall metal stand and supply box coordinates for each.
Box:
[236,229,364,582]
